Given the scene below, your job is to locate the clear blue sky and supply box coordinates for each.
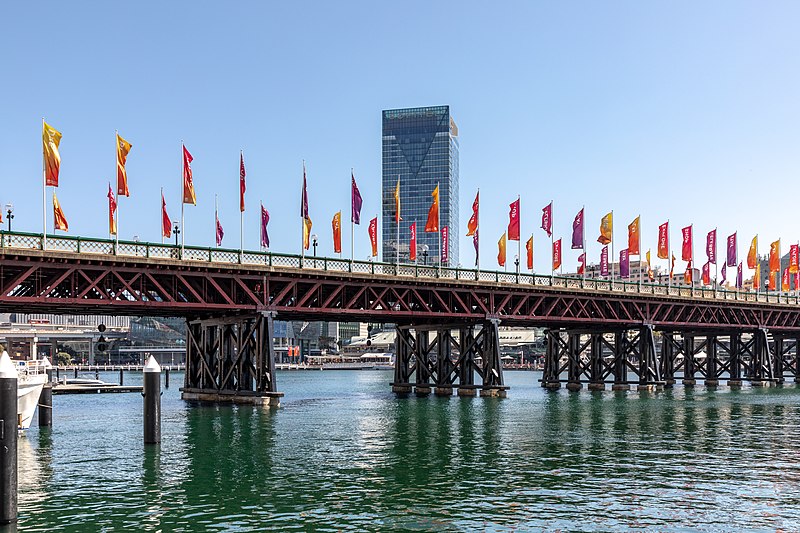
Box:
[1,2,799,274]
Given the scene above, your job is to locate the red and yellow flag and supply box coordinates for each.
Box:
[43,121,62,187]
[552,238,562,271]
[161,191,172,239]
[597,212,612,245]
[182,145,196,205]
[303,217,313,250]
[684,261,692,285]
[368,217,378,257]
[754,265,761,290]
[116,133,132,197]
[782,268,790,291]
[425,185,439,232]
[525,235,533,270]
[53,192,68,231]
[466,191,478,236]
[657,222,669,259]
[769,239,780,272]
[498,232,506,267]
[108,183,117,235]
[747,235,758,269]
[394,178,401,223]
[628,216,640,255]
[769,271,777,291]
[332,211,342,254]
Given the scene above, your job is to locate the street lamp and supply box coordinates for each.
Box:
[173,222,180,247]
[421,244,429,265]
[5,203,13,232]
[311,233,318,267]
[514,254,520,274]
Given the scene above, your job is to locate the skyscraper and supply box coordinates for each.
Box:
[382,106,459,266]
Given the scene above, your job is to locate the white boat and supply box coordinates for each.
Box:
[0,352,49,431]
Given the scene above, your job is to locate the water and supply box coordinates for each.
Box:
[10,370,800,531]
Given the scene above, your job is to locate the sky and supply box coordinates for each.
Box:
[1,1,799,275]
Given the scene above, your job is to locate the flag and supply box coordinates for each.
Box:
[301,163,309,219]
[721,262,727,286]
[473,229,479,266]
[525,236,533,270]
[684,261,692,285]
[620,249,630,278]
[577,253,586,275]
[769,239,780,272]
[239,152,246,212]
[657,222,669,259]
[681,225,693,261]
[303,217,313,250]
[215,214,224,247]
[424,185,439,232]
[332,211,342,254]
[670,253,676,280]
[182,145,196,205]
[628,216,640,255]
[394,177,401,223]
[702,262,710,285]
[727,233,737,267]
[598,212,612,245]
[441,226,449,265]
[409,222,417,261]
[706,229,717,264]
[260,203,270,248]
[795,271,800,291]
[600,246,609,276]
[52,192,68,231]
[769,271,776,291]
[368,217,378,257]
[498,232,506,267]
[754,265,761,290]
[466,191,479,236]
[162,191,171,238]
[552,238,562,270]
[107,183,117,235]
[508,198,520,241]
[646,249,654,280]
[116,133,132,197]
[351,172,362,224]
[782,268,790,291]
[43,121,62,187]
[747,236,758,269]
[571,208,584,249]
[790,244,799,274]
[541,202,553,237]
[646,249,651,267]
[736,262,743,289]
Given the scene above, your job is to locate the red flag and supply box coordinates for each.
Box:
[441,226,449,265]
[161,191,171,238]
[409,222,417,261]
[681,225,693,261]
[782,267,790,291]
[657,222,669,259]
[790,244,799,274]
[107,183,117,236]
[795,271,800,291]
[577,253,586,275]
[706,229,717,264]
[466,191,479,236]
[541,202,552,237]
[552,238,562,271]
[525,236,533,270]
[702,262,710,285]
[571,208,584,249]
[508,198,520,241]
[182,145,196,205]
[368,217,378,257]
[627,216,640,255]
[239,152,246,212]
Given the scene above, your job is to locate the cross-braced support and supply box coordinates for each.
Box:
[181,312,283,406]
[391,320,508,398]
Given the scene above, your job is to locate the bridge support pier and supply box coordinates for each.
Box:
[181,312,283,406]
[391,321,508,398]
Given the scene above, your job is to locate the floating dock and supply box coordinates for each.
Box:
[53,384,143,395]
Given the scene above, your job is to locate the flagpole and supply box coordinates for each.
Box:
[691,224,695,292]
[180,141,185,258]
[437,182,441,276]
[638,215,642,289]
[397,175,401,269]
[215,194,218,246]
[42,118,47,250]
[477,189,480,272]
[240,151,244,257]
[301,160,305,265]
[115,130,120,252]
[714,226,718,295]
[667,219,671,289]
[350,169,354,268]
[161,187,165,245]
[610,209,614,284]
[582,205,586,280]
[550,201,554,276]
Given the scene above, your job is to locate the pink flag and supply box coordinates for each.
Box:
[215,211,224,247]
[620,249,630,278]
[571,208,584,249]
[260,203,270,248]
[706,229,717,264]
[600,246,609,276]
[441,226,449,265]
[409,222,417,261]
[541,202,552,237]
[721,262,727,286]
[736,262,743,289]
[726,232,737,267]
[473,229,479,266]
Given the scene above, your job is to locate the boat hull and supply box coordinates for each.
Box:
[18,374,46,430]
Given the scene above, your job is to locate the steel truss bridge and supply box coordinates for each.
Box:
[0,231,798,403]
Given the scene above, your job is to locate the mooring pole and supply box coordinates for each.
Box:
[143,356,161,445]
[165,367,170,389]
[38,384,52,428]
[0,352,19,524]
[119,368,124,385]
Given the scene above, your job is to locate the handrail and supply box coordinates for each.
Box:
[1,229,796,305]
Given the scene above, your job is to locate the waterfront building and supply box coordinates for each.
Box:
[381,105,459,266]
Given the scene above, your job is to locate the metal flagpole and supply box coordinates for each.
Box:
[714,226,718,294]
[691,224,695,293]
[639,214,643,289]
[437,182,441,276]
[215,194,218,246]
[42,118,47,250]
[240,151,244,257]
[610,209,614,284]
[180,141,185,257]
[301,160,305,265]
[161,187,165,245]
[582,205,586,280]
[115,130,120,253]
[517,195,521,277]
[667,219,671,289]
[550,201,555,277]
[350,168,354,267]
[397,175,400,269]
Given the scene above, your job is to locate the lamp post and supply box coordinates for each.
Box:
[421,244,429,265]
[5,203,13,232]
[311,234,318,268]
[173,222,181,257]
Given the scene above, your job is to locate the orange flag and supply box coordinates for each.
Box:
[332,211,342,254]
[368,217,378,256]
[53,192,68,231]
[466,191,478,236]
[754,265,761,290]
[598,212,612,245]
[116,133,132,197]
[498,232,506,267]
[525,235,533,270]
[42,121,62,187]
[552,238,562,271]
[769,239,780,272]
[782,268,790,291]
[684,261,692,285]
[424,185,439,232]
[628,216,640,255]
[394,178,401,222]
[182,145,196,205]
[107,183,117,235]
[747,235,758,269]
[657,222,669,259]
[769,271,776,291]
[303,217,313,250]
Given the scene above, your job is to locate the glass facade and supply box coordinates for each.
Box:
[382,106,459,266]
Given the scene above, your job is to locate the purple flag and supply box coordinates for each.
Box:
[301,163,309,219]
[351,172,362,224]
[215,213,224,247]
[736,262,743,289]
[727,232,737,267]
[721,262,727,286]
[620,249,630,278]
[600,246,609,276]
[571,208,584,249]
[473,228,479,266]
[441,226,449,265]
[706,229,716,264]
[261,203,270,248]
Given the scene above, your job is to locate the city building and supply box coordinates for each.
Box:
[381,105,459,266]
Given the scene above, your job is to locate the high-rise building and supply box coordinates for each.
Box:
[382,106,459,266]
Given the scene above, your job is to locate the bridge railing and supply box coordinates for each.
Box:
[2,230,796,305]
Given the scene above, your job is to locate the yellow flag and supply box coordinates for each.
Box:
[116,133,132,197]
[646,249,651,265]
[303,217,313,250]
[598,212,612,244]
[53,192,68,231]
[498,232,506,266]
[43,121,63,187]
[394,178,401,222]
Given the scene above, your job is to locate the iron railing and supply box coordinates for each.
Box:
[1,230,794,305]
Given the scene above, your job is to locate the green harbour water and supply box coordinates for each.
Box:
[11,370,800,531]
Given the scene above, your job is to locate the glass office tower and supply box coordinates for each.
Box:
[381,106,459,266]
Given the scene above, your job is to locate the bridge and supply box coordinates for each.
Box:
[0,230,798,403]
